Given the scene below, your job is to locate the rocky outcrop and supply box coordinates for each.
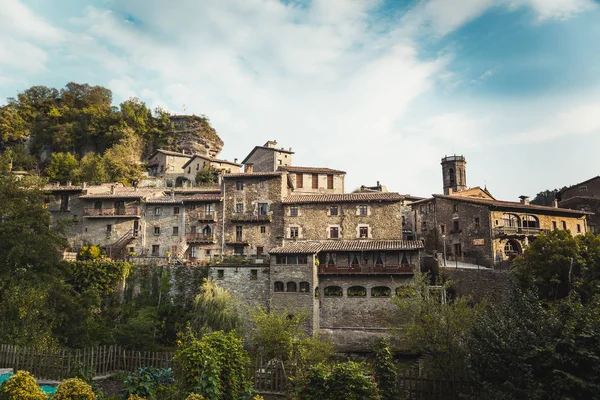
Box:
[169,115,224,157]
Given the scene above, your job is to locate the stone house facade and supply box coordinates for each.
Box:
[278,166,346,194]
[182,155,242,185]
[557,176,600,234]
[147,149,192,184]
[241,140,294,172]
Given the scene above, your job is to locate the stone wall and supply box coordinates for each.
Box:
[560,177,600,200]
[246,148,275,172]
[208,264,270,312]
[289,173,345,195]
[283,201,403,241]
[143,202,186,257]
[441,267,515,303]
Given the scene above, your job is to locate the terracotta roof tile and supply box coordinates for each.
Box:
[270,240,424,254]
[183,194,222,202]
[223,171,285,178]
[278,166,346,174]
[283,192,404,204]
[79,193,146,199]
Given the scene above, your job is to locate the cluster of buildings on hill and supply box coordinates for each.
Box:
[44,138,595,349]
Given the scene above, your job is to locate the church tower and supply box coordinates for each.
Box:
[441,155,467,195]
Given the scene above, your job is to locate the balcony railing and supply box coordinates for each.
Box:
[185,233,216,243]
[493,226,550,236]
[319,264,415,275]
[83,206,141,217]
[230,212,272,222]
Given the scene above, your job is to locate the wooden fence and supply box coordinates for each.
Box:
[0,344,174,381]
[398,369,474,400]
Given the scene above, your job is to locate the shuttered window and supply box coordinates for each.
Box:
[327,174,334,189]
[296,174,303,188]
[312,174,318,189]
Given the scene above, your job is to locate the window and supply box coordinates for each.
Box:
[428,203,434,212]
[359,226,369,238]
[236,181,244,190]
[402,216,406,226]
[324,286,343,297]
[453,204,458,212]
[440,224,445,234]
[260,226,266,234]
[327,174,334,189]
[236,203,244,213]
[196,163,199,170]
[579,186,588,192]
[277,159,282,165]
[202,225,212,236]
[577,224,581,233]
[348,286,366,297]
[250,269,258,280]
[298,255,307,264]
[60,194,69,212]
[290,227,299,238]
[190,246,197,258]
[106,224,112,233]
[562,221,567,230]
[187,167,191,174]
[453,220,460,232]
[290,206,298,216]
[329,226,339,238]
[235,226,243,241]
[154,227,160,235]
[358,205,368,216]
[474,217,480,228]
[94,201,102,209]
[274,281,284,292]
[154,207,162,215]
[422,221,428,231]
[152,245,160,256]
[259,180,266,188]
[553,221,557,230]
[296,174,303,188]
[174,207,180,214]
[287,282,297,292]
[329,206,338,216]
[190,225,197,234]
[257,246,264,256]
[287,255,298,264]
[372,286,391,297]
[312,174,318,189]
[258,203,269,215]
[205,203,214,214]
[172,226,179,236]
[299,282,309,293]
[217,269,224,279]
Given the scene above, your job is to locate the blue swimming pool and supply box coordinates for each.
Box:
[0,373,57,396]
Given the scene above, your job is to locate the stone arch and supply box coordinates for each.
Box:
[324,286,343,297]
[299,281,310,293]
[347,286,367,297]
[286,281,297,292]
[371,286,391,297]
[504,239,522,260]
[502,213,521,228]
[522,214,540,229]
[274,281,284,292]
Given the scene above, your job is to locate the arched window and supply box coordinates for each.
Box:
[522,215,539,229]
[274,281,284,292]
[324,286,343,297]
[502,213,520,228]
[202,225,212,236]
[286,281,297,292]
[347,286,367,297]
[371,286,391,297]
[299,282,310,293]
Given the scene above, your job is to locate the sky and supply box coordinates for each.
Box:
[1,0,599,200]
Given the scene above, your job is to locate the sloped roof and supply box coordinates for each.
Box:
[283,192,404,204]
[149,149,192,159]
[270,240,424,254]
[557,176,600,197]
[182,194,222,202]
[433,194,593,215]
[241,145,294,164]
[277,166,346,174]
[182,155,242,169]
[223,171,285,178]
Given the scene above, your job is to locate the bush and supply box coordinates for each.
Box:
[295,362,380,400]
[0,370,47,400]
[52,378,96,400]
[185,395,206,400]
[126,395,146,400]
[121,367,174,399]
[372,339,401,400]
[174,331,251,400]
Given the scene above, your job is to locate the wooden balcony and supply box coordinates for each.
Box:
[83,206,141,218]
[493,226,550,237]
[230,212,272,222]
[185,233,216,243]
[318,264,415,275]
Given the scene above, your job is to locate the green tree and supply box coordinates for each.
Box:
[0,105,28,142]
[102,131,144,185]
[195,164,219,185]
[513,230,600,302]
[0,145,37,171]
[530,189,562,206]
[372,339,401,400]
[191,279,242,337]
[44,152,78,184]
[73,153,109,184]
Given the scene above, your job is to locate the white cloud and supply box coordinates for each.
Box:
[509,0,597,20]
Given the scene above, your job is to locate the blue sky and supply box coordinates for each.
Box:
[1,0,599,200]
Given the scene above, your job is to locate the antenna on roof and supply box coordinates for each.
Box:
[183,104,186,112]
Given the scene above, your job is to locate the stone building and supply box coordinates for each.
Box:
[241,140,293,172]
[181,155,242,184]
[147,149,192,184]
[278,166,346,194]
[557,176,600,234]
[414,156,591,267]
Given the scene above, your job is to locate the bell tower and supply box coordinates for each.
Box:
[441,155,467,195]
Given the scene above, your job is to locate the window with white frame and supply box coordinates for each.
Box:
[290,206,299,216]
[329,206,339,216]
[289,226,299,238]
[329,226,340,239]
[358,205,368,216]
[358,225,369,238]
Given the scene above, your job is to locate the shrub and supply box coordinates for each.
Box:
[52,378,96,400]
[174,331,251,400]
[126,395,146,400]
[0,370,47,400]
[121,367,174,399]
[185,395,206,400]
[295,362,380,400]
[372,339,401,400]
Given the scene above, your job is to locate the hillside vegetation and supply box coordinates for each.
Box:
[0,82,219,185]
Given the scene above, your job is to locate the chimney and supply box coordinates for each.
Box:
[171,190,175,200]
[82,182,87,189]
[245,164,254,174]
[66,181,72,187]
[553,199,559,208]
[234,158,238,163]
[110,185,115,195]
[288,147,292,151]
[519,195,530,205]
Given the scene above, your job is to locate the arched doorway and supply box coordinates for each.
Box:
[503,239,522,260]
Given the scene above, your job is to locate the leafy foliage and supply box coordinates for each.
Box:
[530,188,562,206]
[191,279,242,337]
[174,331,251,400]
[195,165,218,185]
[295,362,380,400]
[0,370,47,400]
[52,378,96,400]
[121,367,174,400]
[372,339,401,400]
[44,152,78,184]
